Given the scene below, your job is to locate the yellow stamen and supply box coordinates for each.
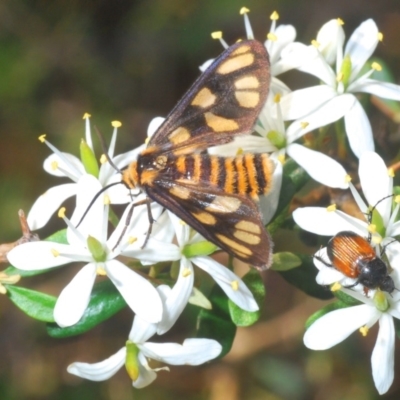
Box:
[100,154,107,164]
[182,268,192,277]
[270,11,279,20]
[336,18,344,25]
[359,325,369,336]
[331,282,342,292]
[368,224,376,234]
[38,134,46,143]
[51,161,58,171]
[104,194,111,205]
[240,7,249,14]
[377,32,383,42]
[83,113,91,119]
[345,174,352,183]
[274,93,281,103]
[372,62,382,72]
[395,195,400,204]
[236,147,244,156]
[51,248,60,257]
[277,153,285,164]
[231,280,239,291]
[336,71,344,82]
[387,167,395,177]
[58,207,66,218]
[267,32,277,41]
[211,31,222,39]
[97,265,107,276]
[128,236,137,245]
[311,40,320,48]
[327,204,337,212]
[300,122,309,129]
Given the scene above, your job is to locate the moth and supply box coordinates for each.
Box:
[122,39,274,270]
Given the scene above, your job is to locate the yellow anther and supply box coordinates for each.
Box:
[211,31,223,39]
[58,207,66,218]
[277,153,285,164]
[128,236,137,245]
[331,282,342,292]
[112,120,122,128]
[96,265,107,276]
[395,195,400,204]
[378,32,383,42]
[274,93,281,103]
[337,18,344,25]
[83,113,91,119]
[103,194,111,205]
[100,154,107,164]
[182,268,192,277]
[336,71,344,82]
[240,7,250,14]
[270,11,279,20]
[231,280,239,291]
[0,285,6,295]
[372,62,382,72]
[0,272,21,285]
[236,147,244,156]
[368,224,377,233]
[51,161,59,171]
[311,40,320,48]
[359,325,369,336]
[51,248,60,257]
[144,137,150,145]
[387,167,395,177]
[345,174,352,183]
[38,134,47,143]
[179,220,187,226]
[300,121,309,129]
[267,32,277,41]
[371,235,382,245]
[327,204,337,212]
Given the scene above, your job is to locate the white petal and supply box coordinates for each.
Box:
[259,159,282,224]
[132,352,158,388]
[344,99,374,157]
[348,79,400,101]
[157,258,194,335]
[286,94,355,143]
[68,175,105,245]
[192,256,258,312]
[280,85,337,121]
[359,151,392,224]
[27,183,78,230]
[123,238,180,263]
[68,347,126,381]
[43,152,84,179]
[106,259,163,323]
[304,304,376,349]
[54,263,97,327]
[208,135,274,156]
[316,19,345,65]
[287,144,348,188]
[371,314,395,394]
[147,117,165,138]
[199,58,214,72]
[266,24,296,64]
[345,19,379,82]
[7,242,81,270]
[293,207,367,236]
[141,338,222,365]
[269,76,291,96]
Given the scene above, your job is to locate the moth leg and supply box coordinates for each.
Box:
[112,197,151,250]
[141,198,155,249]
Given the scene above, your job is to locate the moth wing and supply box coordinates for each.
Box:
[146,178,272,270]
[149,40,270,147]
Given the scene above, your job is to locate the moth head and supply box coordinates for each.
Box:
[122,161,139,189]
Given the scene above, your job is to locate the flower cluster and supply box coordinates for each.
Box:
[3,7,400,396]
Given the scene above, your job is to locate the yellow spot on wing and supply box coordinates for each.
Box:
[169,127,191,144]
[217,53,254,75]
[235,91,260,108]
[206,195,241,213]
[231,45,251,55]
[216,234,252,255]
[234,230,261,245]
[169,185,191,200]
[191,87,216,108]
[235,220,261,234]
[192,211,216,225]
[235,76,259,89]
[205,112,239,132]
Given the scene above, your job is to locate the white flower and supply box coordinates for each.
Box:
[294,151,400,394]
[154,212,260,335]
[27,115,142,230]
[8,174,181,327]
[67,285,222,388]
[280,19,400,158]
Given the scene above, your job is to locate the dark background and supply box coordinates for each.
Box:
[1,1,400,399]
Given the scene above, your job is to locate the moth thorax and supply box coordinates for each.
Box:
[122,161,139,189]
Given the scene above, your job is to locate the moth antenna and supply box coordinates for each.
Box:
[76,181,123,228]
[94,125,123,174]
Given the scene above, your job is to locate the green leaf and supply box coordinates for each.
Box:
[197,284,236,357]
[6,285,56,322]
[47,280,126,337]
[279,254,334,300]
[44,229,68,244]
[229,269,265,327]
[305,300,350,329]
[271,252,302,271]
[333,289,362,306]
